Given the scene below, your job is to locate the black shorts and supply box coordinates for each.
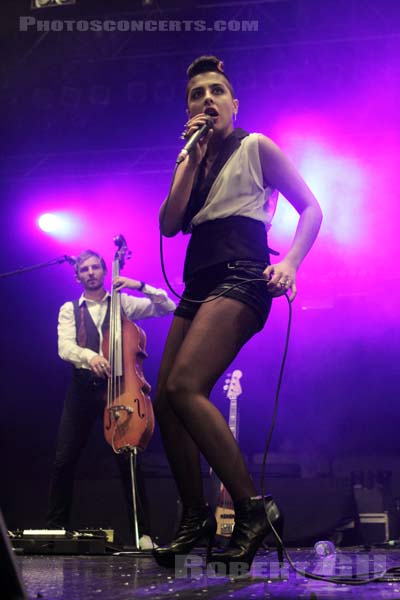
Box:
[174,260,273,331]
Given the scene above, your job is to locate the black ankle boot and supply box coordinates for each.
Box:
[153,504,217,568]
[209,495,284,574]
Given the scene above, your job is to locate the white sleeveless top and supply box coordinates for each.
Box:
[188,133,278,229]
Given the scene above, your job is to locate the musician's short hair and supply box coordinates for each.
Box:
[186,55,235,101]
[74,250,107,276]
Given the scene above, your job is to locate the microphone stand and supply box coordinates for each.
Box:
[0,256,74,279]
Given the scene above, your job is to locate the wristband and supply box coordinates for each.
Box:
[138,281,146,291]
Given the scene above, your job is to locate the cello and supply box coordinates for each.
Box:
[102,234,154,548]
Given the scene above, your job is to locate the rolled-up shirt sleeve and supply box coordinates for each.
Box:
[120,284,176,320]
[58,301,98,368]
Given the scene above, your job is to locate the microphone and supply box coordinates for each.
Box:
[63,255,77,265]
[176,117,213,164]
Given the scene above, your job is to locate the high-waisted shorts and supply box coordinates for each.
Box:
[174,260,273,331]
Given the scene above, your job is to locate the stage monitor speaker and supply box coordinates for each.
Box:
[0,508,27,599]
[353,482,392,544]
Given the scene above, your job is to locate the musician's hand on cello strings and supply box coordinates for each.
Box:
[113,276,144,293]
[89,355,111,378]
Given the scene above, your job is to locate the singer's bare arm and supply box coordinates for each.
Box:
[159,159,199,237]
[258,134,323,301]
[159,114,213,237]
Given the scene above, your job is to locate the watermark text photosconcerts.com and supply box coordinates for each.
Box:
[19,17,259,33]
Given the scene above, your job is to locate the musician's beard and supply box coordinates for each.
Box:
[86,279,103,290]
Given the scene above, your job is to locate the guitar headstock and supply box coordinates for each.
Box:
[223,369,243,401]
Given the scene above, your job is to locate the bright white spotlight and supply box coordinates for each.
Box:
[38,213,64,233]
[37,211,78,239]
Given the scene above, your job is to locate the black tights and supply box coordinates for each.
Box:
[154,295,261,509]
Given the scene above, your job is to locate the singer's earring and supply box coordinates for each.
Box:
[233,112,238,122]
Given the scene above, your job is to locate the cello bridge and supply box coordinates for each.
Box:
[108,405,134,419]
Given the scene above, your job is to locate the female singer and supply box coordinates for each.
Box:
[153,55,322,571]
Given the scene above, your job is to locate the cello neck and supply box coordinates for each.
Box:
[107,255,123,401]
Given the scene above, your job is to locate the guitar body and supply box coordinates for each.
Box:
[214,369,243,538]
[215,484,235,537]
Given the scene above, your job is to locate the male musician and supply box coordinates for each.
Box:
[46,249,176,549]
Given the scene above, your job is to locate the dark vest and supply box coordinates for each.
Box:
[73,297,111,352]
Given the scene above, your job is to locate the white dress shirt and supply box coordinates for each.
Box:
[58,284,176,369]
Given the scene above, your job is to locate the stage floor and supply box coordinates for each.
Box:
[15,546,400,599]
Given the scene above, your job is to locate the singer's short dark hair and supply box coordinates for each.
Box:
[75,250,107,276]
[186,55,235,102]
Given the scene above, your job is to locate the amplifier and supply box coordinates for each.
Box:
[10,529,111,555]
[358,512,390,545]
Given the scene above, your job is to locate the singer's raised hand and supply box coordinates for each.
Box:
[159,114,214,236]
[184,113,213,166]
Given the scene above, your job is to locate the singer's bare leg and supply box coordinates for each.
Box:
[154,296,260,507]
[154,317,204,507]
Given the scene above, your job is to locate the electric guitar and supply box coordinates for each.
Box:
[214,369,243,537]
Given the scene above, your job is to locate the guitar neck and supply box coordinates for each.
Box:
[228,397,237,440]
[215,369,243,537]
